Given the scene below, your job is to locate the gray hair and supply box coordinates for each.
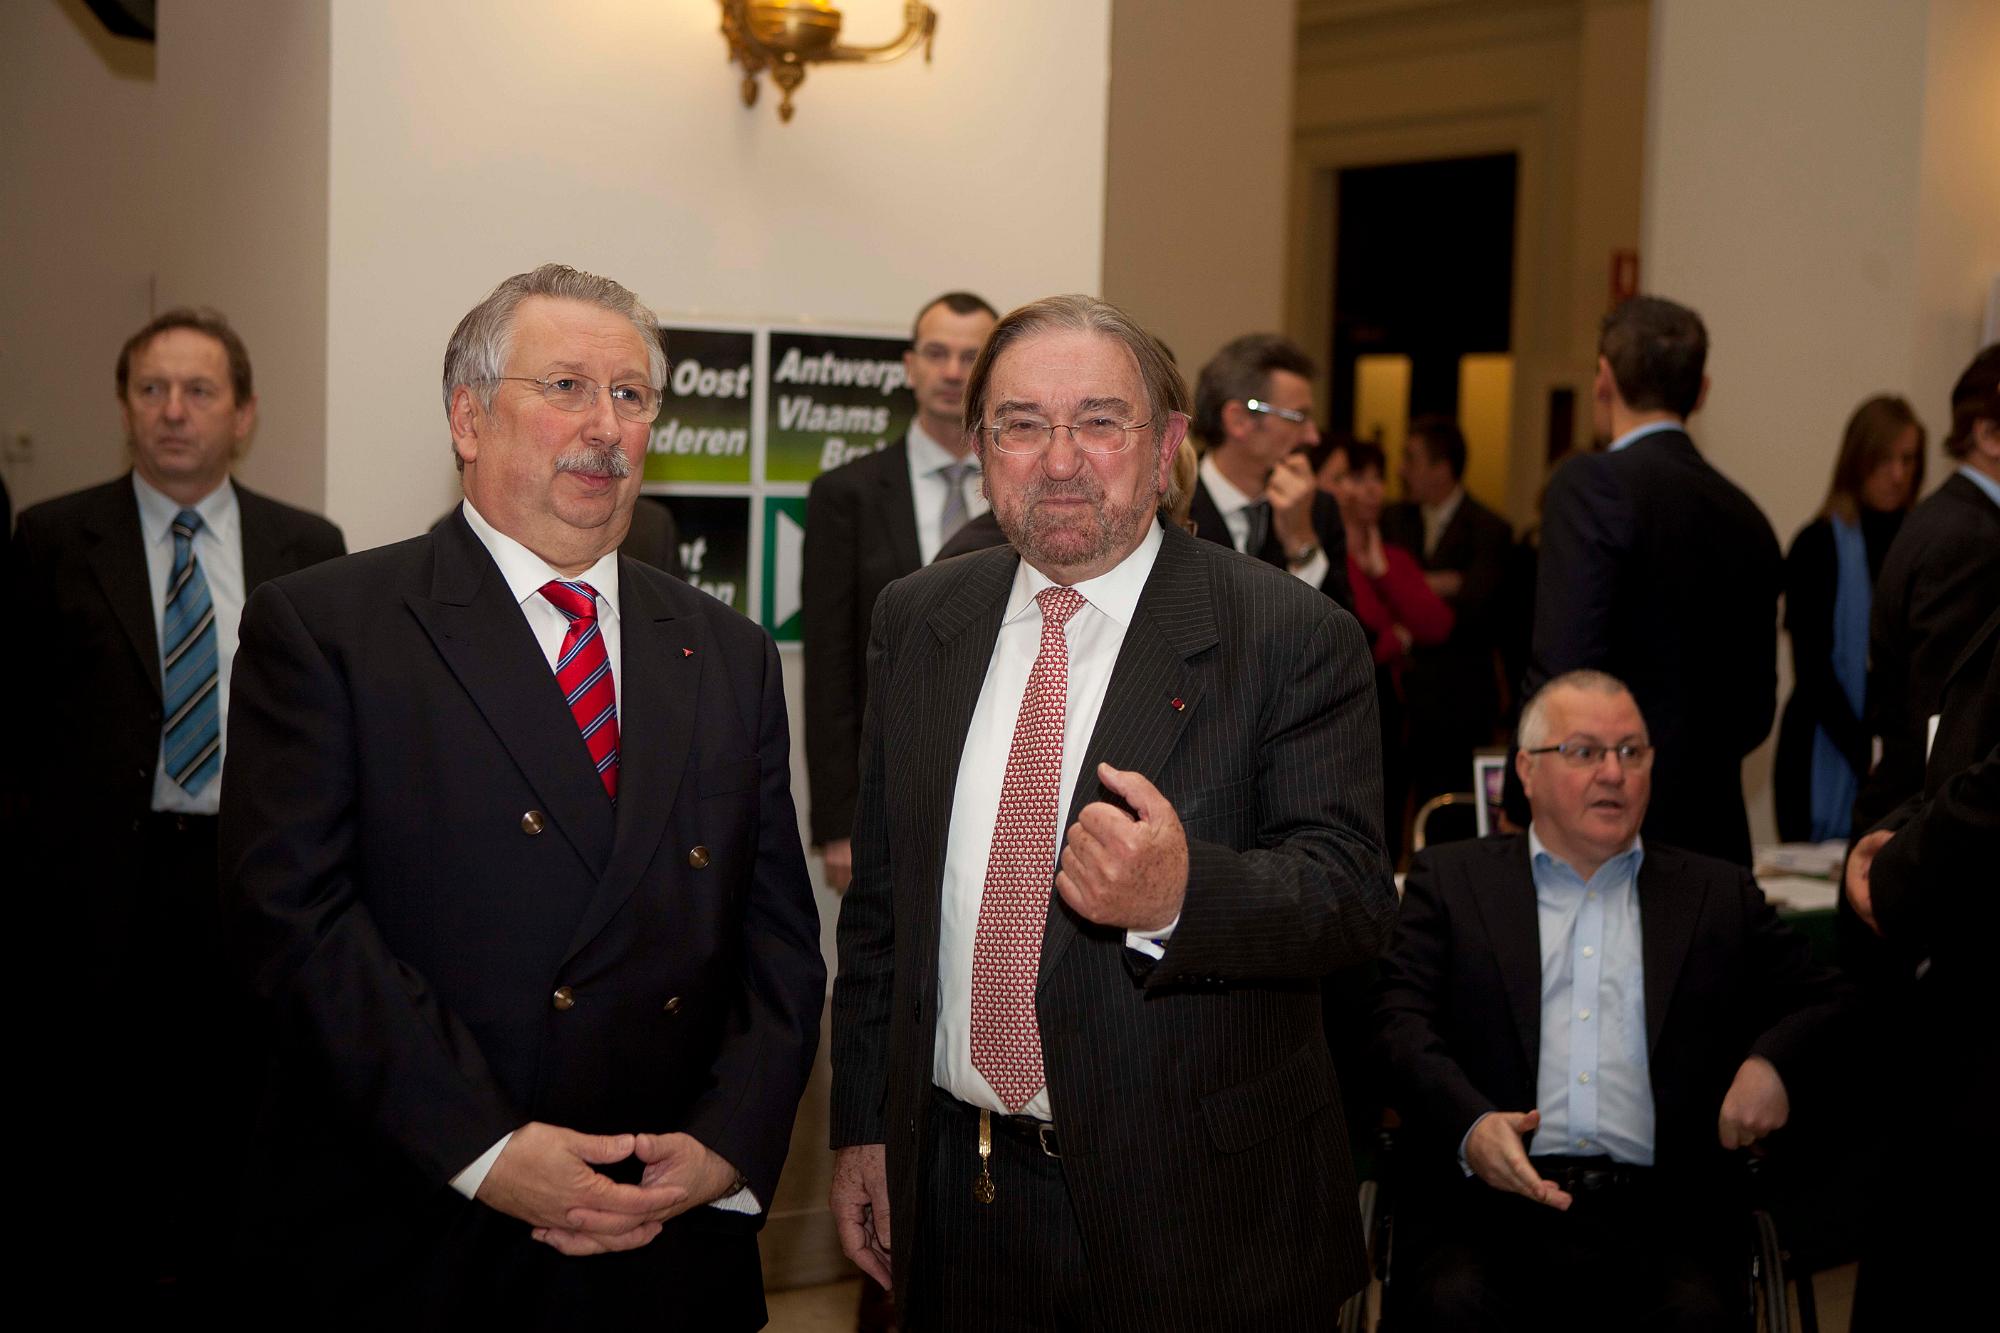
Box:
[962,294,1189,449]
[1518,669,1639,751]
[442,262,667,420]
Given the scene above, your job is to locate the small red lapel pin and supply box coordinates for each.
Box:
[1170,697,1185,711]
[682,648,694,658]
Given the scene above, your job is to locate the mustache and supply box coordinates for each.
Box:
[553,444,632,479]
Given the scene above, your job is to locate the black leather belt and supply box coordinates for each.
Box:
[1528,1154,1649,1196]
[934,1088,1060,1158]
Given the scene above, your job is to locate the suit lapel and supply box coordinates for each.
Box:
[881,437,923,573]
[561,565,704,963]
[1637,848,1703,1052]
[1038,526,1214,991]
[1471,838,1543,1077]
[234,483,288,592]
[1188,479,1230,552]
[83,477,163,698]
[916,551,1018,957]
[406,514,616,876]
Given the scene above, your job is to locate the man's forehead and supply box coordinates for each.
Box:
[132,328,229,373]
[1545,687,1646,737]
[915,304,995,345]
[991,329,1143,399]
[510,296,649,366]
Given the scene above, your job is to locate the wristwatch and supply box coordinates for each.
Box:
[1285,541,1321,567]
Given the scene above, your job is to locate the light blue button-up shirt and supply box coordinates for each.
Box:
[1605,420,1682,453]
[1529,826,1654,1163]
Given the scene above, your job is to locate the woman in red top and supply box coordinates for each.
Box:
[1326,439,1453,860]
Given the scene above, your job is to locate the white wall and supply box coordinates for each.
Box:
[324,0,1112,552]
[1644,0,1999,842]
[0,0,156,512]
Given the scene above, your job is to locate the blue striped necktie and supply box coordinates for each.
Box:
[162,508,221,795]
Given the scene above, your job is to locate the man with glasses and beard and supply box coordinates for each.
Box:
[829,294,1396,1330]
[222,264,823,1327]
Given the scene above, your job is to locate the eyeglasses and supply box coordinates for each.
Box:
[1244,398,1310,425]
[983,416,1154,456]
[1524,741,1655,769]
[491,373,662,423]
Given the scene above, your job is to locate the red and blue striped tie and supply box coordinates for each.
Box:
[539,580,619,802]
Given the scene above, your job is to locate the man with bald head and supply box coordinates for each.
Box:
[222,264,823,1326]
[830,294,1396,1329]
[1376,670,1846,1330]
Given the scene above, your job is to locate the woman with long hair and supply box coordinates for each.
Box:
[1774,394,1925,842]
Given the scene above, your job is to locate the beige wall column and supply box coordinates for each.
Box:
[1643,0,2000,842]
[154,0,332,511]
[1103,0,1298,379]
[0,0,157,510]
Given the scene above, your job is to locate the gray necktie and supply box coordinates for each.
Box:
[1243,498,1272,556]
[939,461,973,542]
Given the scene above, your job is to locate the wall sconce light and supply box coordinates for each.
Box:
[719,1,937,123]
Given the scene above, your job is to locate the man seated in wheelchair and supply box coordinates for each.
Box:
[1375,670,1849,1330]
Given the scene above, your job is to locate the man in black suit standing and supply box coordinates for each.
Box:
[8,308,345,1312]
[829,295,1396,1329]
[221,264,823,1326]
[1843,607,1997,1328]
[1383,415,1513,803]
[1188,333,1353,611]
[1852,343,2000,832]
[802,291,999,890]
[1377,670,1846,1329]
[1525,296,1781,867]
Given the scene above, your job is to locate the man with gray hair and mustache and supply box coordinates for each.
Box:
[222,263,824,1327]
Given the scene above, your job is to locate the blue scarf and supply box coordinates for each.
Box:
[1808,514,1870,840]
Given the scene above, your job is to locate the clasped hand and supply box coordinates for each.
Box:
[1055,763,1188,932]
[476,1121,742,1256]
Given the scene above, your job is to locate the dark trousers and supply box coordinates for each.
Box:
[1390,1163,1747,1332]
[904,1090,1094,1332]
[38,812,245,1319]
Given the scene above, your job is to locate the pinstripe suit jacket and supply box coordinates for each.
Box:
[831,521,1399,1329]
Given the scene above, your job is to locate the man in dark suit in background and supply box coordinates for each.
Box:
[222,264,823,1326]
[830,295,1396,1329]
[802,291,999,890]
[1524,296,1781,867]
[1384,415,1513,803]
[8,308,345,1313]
[1843,606,1997,1329]
[1852,342,2000,833]
[1378,671,1846,1330]
[1188,333,1353,611]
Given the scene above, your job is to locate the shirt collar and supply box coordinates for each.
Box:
[1198,451,1257,515]
[1527,822,1644,886]
[1956,463,2000,511]
[908,417,976,477]
[1421,485,1464,531]
[1606,420,1683,453]
[1004,516,1164,631]
[132,470,238,545]
[459,498,621,622]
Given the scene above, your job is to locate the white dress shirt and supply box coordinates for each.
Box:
[906,418,989,563]
[1197,453,1332,588]
[1419,486,1464,558]
[933,522,1176,1121]
[134,473,243,814]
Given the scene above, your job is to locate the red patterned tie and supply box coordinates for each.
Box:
[971,585,1086,1112]
[540,580,620,801]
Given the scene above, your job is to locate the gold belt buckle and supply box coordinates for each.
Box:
[973,1109,995,1204]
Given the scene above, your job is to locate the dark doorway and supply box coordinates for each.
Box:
[1329,153,1517,435]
